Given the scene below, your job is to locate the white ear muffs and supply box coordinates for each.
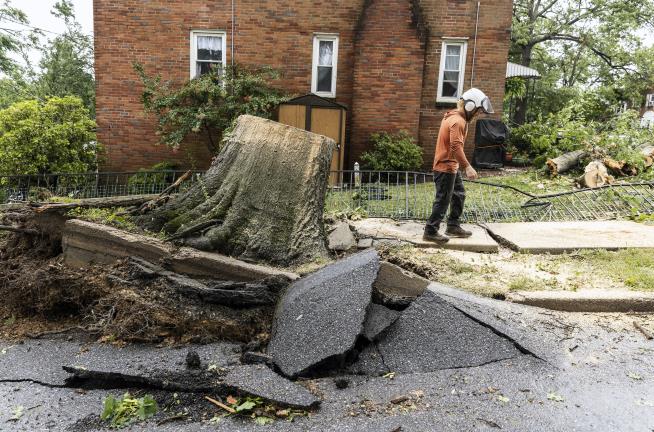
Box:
[464,100,476,112]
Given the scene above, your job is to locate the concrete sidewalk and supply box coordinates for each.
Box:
[485,220,654,253]
[352,218,499,253]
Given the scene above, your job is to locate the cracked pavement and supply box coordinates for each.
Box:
[1,284,653,431]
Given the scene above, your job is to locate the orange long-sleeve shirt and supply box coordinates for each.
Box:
[432,111,470,173]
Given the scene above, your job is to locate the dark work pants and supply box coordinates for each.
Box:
[426,171,465,232]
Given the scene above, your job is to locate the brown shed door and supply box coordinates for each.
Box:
[278,105,307,129]
[310,108,345,173]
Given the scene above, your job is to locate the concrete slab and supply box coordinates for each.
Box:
[62,219,298,281]
[352,218,499,252]
[373,261,429,306]
[507,289,654,312]
[485,221,654,253]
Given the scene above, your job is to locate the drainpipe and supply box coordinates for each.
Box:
[470,1,480,87]
[231,0,235,65]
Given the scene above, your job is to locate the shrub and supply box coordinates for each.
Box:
[360,131,424,171]
[135,63,289,153]
[0,96,98,175]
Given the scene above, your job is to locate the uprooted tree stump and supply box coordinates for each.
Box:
[138,115,335,266]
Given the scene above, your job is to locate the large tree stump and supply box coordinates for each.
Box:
[138,115,335,266]
[576,160,614,188]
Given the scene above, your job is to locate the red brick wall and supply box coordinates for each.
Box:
[349,0,425,166]
[94,0,512,172]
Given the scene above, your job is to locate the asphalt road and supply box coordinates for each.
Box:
[1,285,652,432]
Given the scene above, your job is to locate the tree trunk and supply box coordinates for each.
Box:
[546,150,586,176]
[138,115,335,266]
[512,45,534,125]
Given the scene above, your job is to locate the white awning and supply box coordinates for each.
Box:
[506,62,541,79]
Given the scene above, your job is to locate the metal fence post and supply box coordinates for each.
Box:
[405,173,409,218]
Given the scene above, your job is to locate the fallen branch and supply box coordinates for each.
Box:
[160,170,192,197]
[0,225,39,235]
[634,321,653,340]
[32,195,159,213]
[205,396,236,414]
[547,150,586,176]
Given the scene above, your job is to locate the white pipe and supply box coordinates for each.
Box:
[470,1,480,88]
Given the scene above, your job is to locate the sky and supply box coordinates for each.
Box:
[5,0,93,66]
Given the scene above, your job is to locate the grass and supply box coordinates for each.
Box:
[325,169,577,221]
[576,249,654,291]
[67,207,139,232]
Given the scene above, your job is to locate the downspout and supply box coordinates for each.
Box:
[231,0,235,66]
[470,1,480,87]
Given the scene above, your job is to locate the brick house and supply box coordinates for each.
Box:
[94,0,513,172]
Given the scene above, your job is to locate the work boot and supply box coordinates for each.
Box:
[423,227,449,244]
[445,225,472,238]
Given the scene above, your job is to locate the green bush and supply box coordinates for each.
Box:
[360,131,424,171]
[135,63,289,153]
[0,96,98,175]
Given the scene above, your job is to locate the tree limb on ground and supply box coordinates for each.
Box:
[30,195,159,213]
[0,224,40,235]
[546,150,587,176]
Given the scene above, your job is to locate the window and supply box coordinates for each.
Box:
[437,40,468,103]
[647,94,654,108]
[312,34,339,98]
[190,31,226,79]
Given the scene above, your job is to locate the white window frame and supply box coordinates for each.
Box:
[312,34,339,98]
[190,30,227,79]
[647,94,654,108]
[437,39,468,103]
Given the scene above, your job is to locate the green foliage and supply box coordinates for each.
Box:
[35,1,95,116]
[101,393,158,428]
[67,207,138,232]
[360,131,424,171]
[135,63,289,153]
[0,2,40,74]
[0,96,98,175]
[127,161,179,193]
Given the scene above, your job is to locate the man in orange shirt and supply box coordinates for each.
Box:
[424,88,494,243]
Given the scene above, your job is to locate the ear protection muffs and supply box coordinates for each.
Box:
[464,100,476,113]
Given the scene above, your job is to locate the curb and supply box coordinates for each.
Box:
[506,289,654,313]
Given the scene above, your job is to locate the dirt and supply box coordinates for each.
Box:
[0,231,274,345]
[380,244,631,299]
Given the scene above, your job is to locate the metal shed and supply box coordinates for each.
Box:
[277,94,347,182]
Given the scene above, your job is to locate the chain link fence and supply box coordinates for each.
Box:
[2,170,653,223]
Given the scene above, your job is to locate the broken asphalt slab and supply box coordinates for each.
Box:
[352,218,499,252]
[373,261,429,307]
[484,220,654,253]
[268,249,379,378]
[353,291,523,374]
[0,340,241,387]
[362,304,401,341]
[224,365,320,409]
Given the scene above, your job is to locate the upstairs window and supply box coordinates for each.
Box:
[437,40,468,103]
[190,31,226,79]
[312,34,339,98]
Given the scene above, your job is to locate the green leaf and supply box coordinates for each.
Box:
[254,416,275,425]
[235,400,256,412]
[547,392,564,402]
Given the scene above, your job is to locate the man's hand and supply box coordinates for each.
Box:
[465,165,478,180]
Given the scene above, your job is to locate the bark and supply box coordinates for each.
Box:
[138,115,335,266]
[603,158,638,177]
[546,150,586,176]
[576,160,614,189]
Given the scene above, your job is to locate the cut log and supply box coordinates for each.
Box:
[546,150,586,176]
[137,115,336,266]
[576,160,614,188]
[641,146,654,168]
